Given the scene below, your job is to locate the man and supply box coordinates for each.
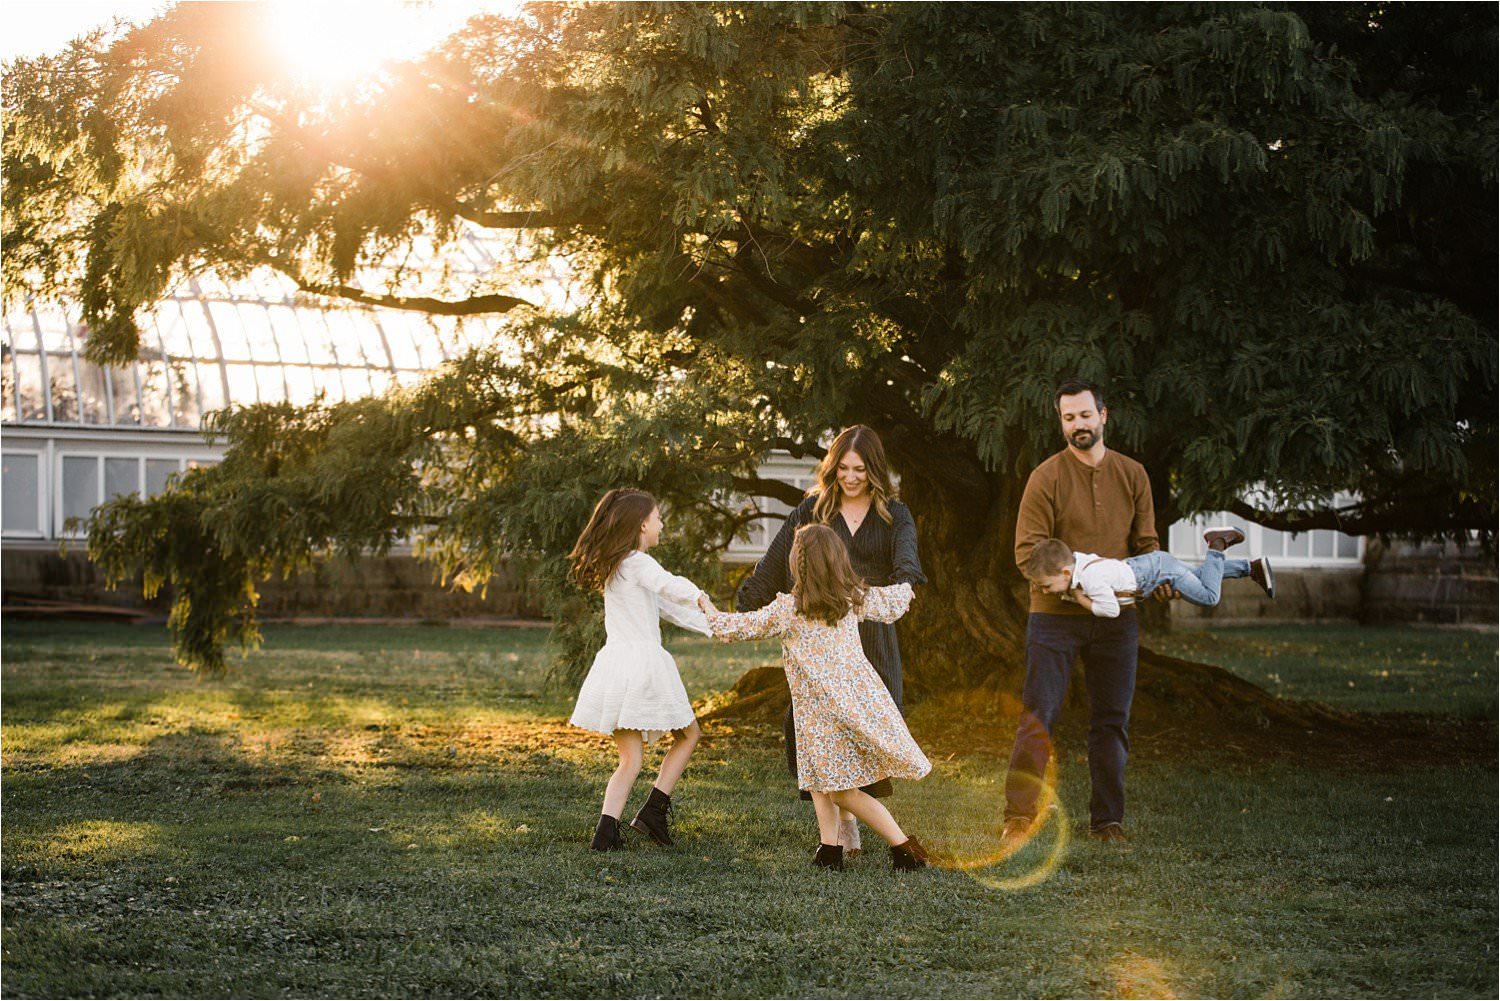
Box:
[1002,378,1161,846]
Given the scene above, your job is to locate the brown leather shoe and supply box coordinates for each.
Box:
[1251,557,1275,598]
[999,818,1034,853]
[1089,823,1129,843]
[1202,527,1246,551]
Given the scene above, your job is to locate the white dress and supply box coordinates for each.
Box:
[569,551,710,743]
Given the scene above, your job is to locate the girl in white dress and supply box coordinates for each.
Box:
[568,488,710,851]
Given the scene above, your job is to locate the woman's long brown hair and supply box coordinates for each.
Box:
[568,489,657,592]
[809,425,896,527]
[790,524,869,625]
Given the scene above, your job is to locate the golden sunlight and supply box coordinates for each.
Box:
[263,0,521,86]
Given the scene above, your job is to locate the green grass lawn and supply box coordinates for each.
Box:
[3,620,1495,998]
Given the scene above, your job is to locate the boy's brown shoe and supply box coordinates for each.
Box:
[1251,557,1276,598]
[1202,527,1246,551]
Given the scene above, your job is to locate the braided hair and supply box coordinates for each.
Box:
[789,524,868,625]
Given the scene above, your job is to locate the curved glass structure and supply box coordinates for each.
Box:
[2,227,567,540]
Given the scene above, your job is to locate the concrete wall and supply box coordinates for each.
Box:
[1169,566,1366,627]
[1360,539,1496,627]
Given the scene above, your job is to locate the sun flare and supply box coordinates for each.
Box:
[263,1,521,86]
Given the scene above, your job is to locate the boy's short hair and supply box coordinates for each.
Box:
[1023,538,1075,582]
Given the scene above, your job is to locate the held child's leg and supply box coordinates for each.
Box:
[603,730,645,819]
[1220,556,1252,579]
[652,721,700,794]
[1165,550,1226,607]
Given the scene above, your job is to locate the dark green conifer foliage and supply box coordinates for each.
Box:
[4,3,1493,684]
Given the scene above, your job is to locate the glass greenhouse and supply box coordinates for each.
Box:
[1,229,557,542]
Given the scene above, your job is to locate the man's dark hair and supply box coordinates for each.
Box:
[1055,378,1104,412]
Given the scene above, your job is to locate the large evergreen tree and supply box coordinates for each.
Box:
[4,3,1494,692]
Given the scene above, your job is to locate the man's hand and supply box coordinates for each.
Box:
[1150,583,1180,603]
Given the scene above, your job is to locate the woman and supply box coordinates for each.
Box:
[735,425,926,858]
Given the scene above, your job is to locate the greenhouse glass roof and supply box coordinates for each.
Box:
[2,229,562,430]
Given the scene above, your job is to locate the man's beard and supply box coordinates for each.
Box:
[1069,427,1102,450]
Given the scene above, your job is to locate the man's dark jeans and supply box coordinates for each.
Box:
[1004,610,1139,830]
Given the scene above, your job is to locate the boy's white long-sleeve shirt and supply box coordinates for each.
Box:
[1068,551,1138,619]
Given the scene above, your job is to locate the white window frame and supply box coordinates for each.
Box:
[1,448,48,539]
[51,452,205,539]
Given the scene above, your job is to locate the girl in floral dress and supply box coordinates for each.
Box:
[568,489,711,852]
[699,524,931,871]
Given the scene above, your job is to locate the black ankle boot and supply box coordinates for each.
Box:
[590,814,625,852]
[890,836,929,871]
[629,787,674,846]
[813,843,844,870]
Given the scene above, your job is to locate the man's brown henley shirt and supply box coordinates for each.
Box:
[1014,448,1160,616]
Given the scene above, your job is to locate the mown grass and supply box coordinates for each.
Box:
[2,620,1495,998]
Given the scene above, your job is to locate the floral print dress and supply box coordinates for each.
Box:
[705,584,931,793]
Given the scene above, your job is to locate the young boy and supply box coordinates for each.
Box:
[1023,530,1274,618]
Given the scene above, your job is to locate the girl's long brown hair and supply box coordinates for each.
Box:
[809,425,896,527]
[790,524,868,625]
[568,489,657,592]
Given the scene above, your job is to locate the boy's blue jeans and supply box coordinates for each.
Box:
[1004,610,1138,830]
[1126,549,1250,607]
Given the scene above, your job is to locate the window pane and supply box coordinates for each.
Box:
[77,360,109,423]
[340,367,371,400]
[284,366,318,407]
[321,310,358,364]
[195,361,227,416]
[383,319,424,368]
[36,311,75,353]
[266,306,310,363]
[1285,531,1310,558]
[139,358,173,426]
[146,459,178,496]
[105,456,139,499]
[242,302,282,361]
[225,363,260,404]
[254,365,287,404]
[1260,528,1286,558]
[47,353,79,422]
[13,352,45,420]
[302,313,340,365]
[1,345,16,422]
[1311,530,1336,560]
[2,453,40,533]
[3,313,39,352]
[168,359,201,427]
[209,302,253,361]
[61,455,99,528]
[110,366,141,424]
[1337,533,1360,559]
[156,304,197,359]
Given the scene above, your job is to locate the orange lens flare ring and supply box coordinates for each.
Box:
[929,770,1071,891]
